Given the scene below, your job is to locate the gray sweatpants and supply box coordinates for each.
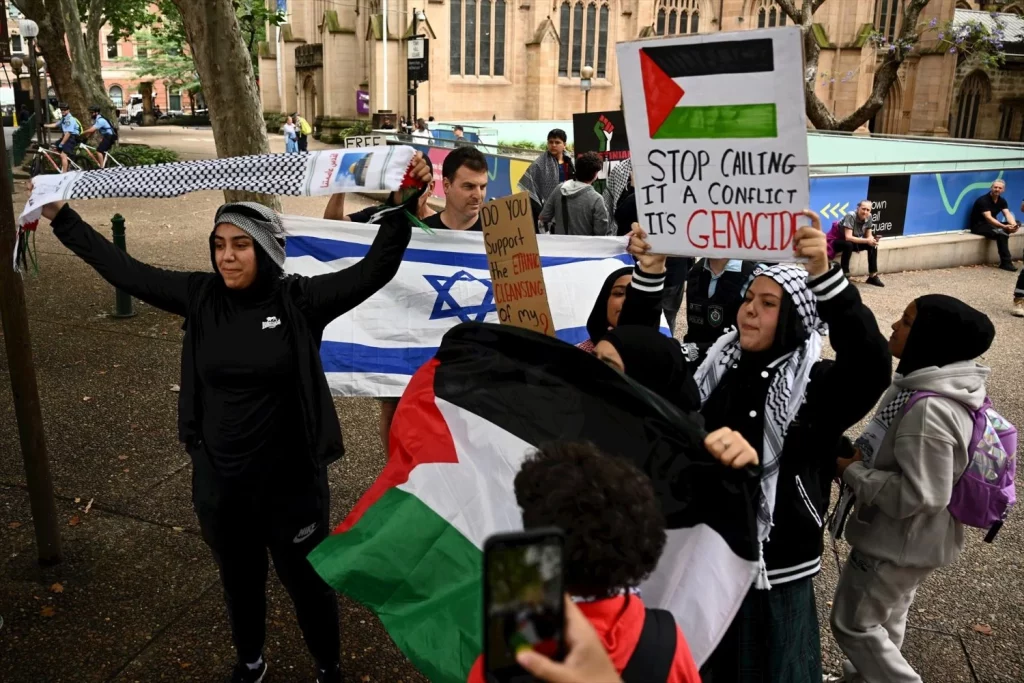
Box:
[829,549,933,683]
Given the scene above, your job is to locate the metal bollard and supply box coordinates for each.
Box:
[110,214,136,318]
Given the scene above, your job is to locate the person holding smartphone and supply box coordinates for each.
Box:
[472,441,708,683]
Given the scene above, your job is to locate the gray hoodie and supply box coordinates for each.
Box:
[537,180,611,236]
[843,361,989,569]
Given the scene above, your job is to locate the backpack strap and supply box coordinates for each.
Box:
[560,191,571,235]
[620,607,677,683]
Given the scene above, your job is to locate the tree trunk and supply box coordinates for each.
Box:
[57,0,117,121]
[172,0,278,208]
[12,0,88,117]
[83,0,113,120]
[777,0,933,131]
[139,81,156,125]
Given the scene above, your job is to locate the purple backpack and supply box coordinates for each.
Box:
[905,392,1017,540]
[826,221,843,260]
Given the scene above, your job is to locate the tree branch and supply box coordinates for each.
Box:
[775,0,802,24]
[833,0,931,130]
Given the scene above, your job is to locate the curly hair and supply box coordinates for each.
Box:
[514,441,666,598]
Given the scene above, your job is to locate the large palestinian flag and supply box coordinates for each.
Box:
[308,323,760,682]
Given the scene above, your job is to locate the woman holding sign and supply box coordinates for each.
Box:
[631,211,891,682]
[31,155,433,683]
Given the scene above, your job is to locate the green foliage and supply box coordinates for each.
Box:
[125,28,201,96]
[79,0,156,40]
[109,143,180,166]
[338,120,374,137]
[235,0,286,75]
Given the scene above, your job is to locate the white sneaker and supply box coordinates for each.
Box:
[1013,299,1024,317]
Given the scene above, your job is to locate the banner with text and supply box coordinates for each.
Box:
[573,110,631,194]
[616,27,809,260]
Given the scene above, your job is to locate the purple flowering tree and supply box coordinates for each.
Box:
[775,0,1008,131]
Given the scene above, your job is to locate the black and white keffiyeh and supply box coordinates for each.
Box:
[692,264,827,589]
[603,158,632,233]
[828,382,914,539]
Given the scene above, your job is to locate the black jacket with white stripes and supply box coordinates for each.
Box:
[701,266,891,585]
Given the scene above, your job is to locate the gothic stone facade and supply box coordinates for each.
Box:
[259,0,1024,141]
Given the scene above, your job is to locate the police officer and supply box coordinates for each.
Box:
[48,102,82,173]
[683,258,758,364]
[81,105,117,168]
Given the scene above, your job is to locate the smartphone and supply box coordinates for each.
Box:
[483,528,566,683]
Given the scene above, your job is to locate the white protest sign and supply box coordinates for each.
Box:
[616,27,809,260]
[343,135,388,148]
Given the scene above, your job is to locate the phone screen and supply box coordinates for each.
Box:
[484,531,565,683]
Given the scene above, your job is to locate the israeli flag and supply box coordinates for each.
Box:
[282,215,648,396]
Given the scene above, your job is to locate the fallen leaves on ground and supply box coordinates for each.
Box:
[170,384,180,392]
[39,606,55,618]
[7,521,22,529]
[49,583,64,594]
[973,623,994,636]
[84,498,94,514]
[172,526,185,533]
[82,396,92,402]
[68,516,81,527]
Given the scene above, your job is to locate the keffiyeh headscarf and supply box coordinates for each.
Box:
[214,201,287,267]
[692,264,827,589]
[518,153,567,207]
[603,159,632,233]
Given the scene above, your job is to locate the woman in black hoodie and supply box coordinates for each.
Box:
[631,214,891,682]
[34,155,431,683]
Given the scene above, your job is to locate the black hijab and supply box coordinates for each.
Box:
[586,266,633,344]
[896,294,994,376]
[603,326,701,413]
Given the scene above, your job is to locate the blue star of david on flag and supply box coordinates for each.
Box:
[424,270,497,323]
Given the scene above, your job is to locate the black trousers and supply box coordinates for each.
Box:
[298,134,309,152]
[191,448,340,668]
[1016,268,1024,298]
[971,223,1012,262]
[833,240,878,275]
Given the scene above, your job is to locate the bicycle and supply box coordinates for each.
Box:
[77,141,124,170]
[29,143,82,176]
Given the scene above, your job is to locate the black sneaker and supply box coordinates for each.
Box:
[999,261,1018,272]
[317,663,344,683]
[231,660,268,683]
[866,275,885,287]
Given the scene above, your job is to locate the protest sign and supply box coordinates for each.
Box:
[616,27,809,260]
[573,110,630,195]
[481,192,555,337]
[343,135,388,148]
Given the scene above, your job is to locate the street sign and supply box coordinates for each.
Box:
[343,135,388,148]
[407,37,429,81]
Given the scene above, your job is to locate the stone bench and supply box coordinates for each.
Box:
[843,231,1024,276]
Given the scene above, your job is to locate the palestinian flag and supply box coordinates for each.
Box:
[641,38,778,139]
[308,323,759,682]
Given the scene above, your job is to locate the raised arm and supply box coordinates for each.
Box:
[46,202,193,317]
[797,212,892,435]
[296,205,412,326]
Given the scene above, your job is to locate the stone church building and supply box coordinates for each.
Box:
[258,0,1024,142]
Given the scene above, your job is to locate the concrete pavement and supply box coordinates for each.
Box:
[1,180,1022,681]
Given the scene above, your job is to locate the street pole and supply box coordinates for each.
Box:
[0,88,62,565]
[26,37,43,147]
[382,0,389,111]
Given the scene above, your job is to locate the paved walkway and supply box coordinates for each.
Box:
[1,184,1022,682]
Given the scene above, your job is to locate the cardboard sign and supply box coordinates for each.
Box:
[481,192,556,337]
[343,135,387,148]
[616,27,809,260]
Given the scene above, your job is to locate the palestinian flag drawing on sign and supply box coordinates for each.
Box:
[308,323,760,682]
[641,39,778,139]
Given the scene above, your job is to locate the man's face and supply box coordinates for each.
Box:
[454,128,463,139]
[991,182,1005,199]
[60,108,69,117]
[547,137,565,157]
[856,202,872,221]
[443,165,488,219]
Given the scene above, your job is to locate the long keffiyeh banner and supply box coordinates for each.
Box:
[18,147,416,229]
[282,215,668,396]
